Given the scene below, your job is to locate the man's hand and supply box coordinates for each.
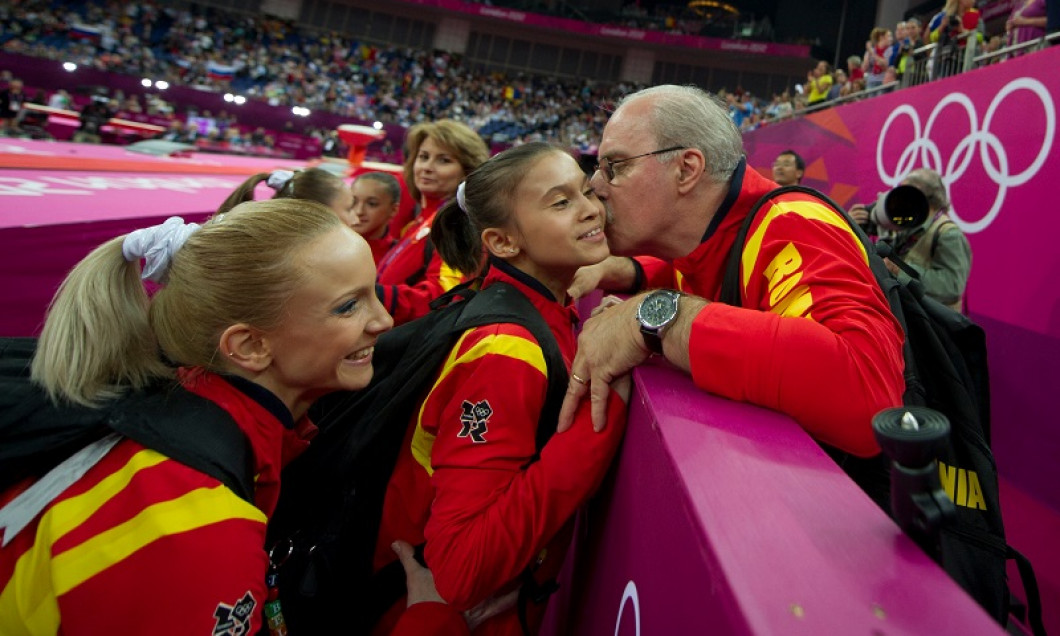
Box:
[393,541,445,607]
[568,256,636,299]
[849,203,870,225]
[883,257,900,276]
[557,294,651,433]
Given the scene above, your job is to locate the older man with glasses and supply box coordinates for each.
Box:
[561,84,904,478]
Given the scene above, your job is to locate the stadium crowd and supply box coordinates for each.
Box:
[1,0,1054,151]
[0,0,630,150]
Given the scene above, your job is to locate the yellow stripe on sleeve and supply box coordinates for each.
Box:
[51,485,264,595]
[44,448,169,544]
[410,330,547,474]
[0,449,264,634]
[740,199,867,290]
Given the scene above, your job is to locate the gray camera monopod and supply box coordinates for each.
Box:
[872,406,956,561]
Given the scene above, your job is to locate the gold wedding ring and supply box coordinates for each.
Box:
[571,373,587,384]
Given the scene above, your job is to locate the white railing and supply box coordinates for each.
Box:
[972,30,1060,68]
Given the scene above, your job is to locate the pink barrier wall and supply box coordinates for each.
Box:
[741,46,1059,632]
[542,361,1003,635]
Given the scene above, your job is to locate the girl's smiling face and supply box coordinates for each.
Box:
[348,178,399,239]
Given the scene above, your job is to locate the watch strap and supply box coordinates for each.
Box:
[640,325,664,354]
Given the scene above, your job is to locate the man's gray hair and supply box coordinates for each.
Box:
[617,84,744,184]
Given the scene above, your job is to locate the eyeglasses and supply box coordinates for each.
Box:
[595,146,686,183]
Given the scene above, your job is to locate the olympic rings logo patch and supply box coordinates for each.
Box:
[875,78,1055,233]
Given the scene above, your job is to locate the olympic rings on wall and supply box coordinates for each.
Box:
[875,78,1055,233]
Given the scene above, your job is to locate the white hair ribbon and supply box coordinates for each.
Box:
[456,181,468,214]
[266,170,295,192]
[122,216,201,283]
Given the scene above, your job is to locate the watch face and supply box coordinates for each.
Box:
[639,291,678,328]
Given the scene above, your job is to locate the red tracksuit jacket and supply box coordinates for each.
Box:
[0,370,465,635]
[374,260,628,635]
[635,162,904,457]
[376,198,466,326]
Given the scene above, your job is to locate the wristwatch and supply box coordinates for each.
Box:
[636,289,681,354]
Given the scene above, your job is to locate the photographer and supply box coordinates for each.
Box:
[0,79,24,136]
[889,19,921,78]
[850,168,972,312]
[72,94,113,144]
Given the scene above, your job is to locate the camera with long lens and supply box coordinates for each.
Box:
[861,184,930,233]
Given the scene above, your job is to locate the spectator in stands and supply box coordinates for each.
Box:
[851,168,972,312]
[217,168,352,218]
[765,92,794,119]
[846,55,867,91]
[223,126,244,149]
[145,93,173,117]
[121,94,143,115]
[376,119,489,325]
[927,0,982,46]
[828,69,847,100]
[738,92,759,130]
[889,20,909,65]
[1,199,469,635]
[982,34,1006,59]
[72,95,113,144]
[890,20,918,77]
[771,150,804,186]
[0,78,24,136]
[804,60,833,106]
[159,119,193,143]
[1007,0,1048,45]
[927,0,984,78]
[863,27,893,89]
[348,171,401,264]
[47,88,72,110]
[17,89,50,137]
[727,92,756,128]
[250,126,268,147]
[560,84,903,469]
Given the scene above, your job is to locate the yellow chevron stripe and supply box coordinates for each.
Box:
[46,448,169,543]
[52,485,264,595]
[411,330,547,475]
[0,449,263,633]
[741,199,867,290]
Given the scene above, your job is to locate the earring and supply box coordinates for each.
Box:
[228,351,235,357]
[508,248,517,254]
